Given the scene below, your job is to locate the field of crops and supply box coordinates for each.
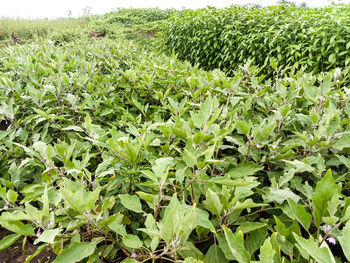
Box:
[1,5,350,263]
[160,4,350,80]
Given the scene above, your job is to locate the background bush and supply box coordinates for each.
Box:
[159,4,350,78]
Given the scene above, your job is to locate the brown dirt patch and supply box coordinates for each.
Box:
[0,228,56,263]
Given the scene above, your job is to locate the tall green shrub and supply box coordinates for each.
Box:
[159,4,350,77]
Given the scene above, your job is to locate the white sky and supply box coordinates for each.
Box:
[0,0,349,19]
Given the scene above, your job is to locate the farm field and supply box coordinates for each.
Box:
[1,5,350,263]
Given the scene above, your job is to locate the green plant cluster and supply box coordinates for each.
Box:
[0,18,87,43]
[1,36,350,262]
[159,4,350,78]
[105,8,178,25]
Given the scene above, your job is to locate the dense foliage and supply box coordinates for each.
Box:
[1,33,350,262]
[105,8,178,25]
[159,4,350,79]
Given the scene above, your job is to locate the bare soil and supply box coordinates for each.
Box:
[0,228,56,263]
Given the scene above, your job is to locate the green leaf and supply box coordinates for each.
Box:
[237,222,267,233]
[61,180,101,213]
[326,113,340,136]
[286,199,312,231]
[311,169,341,227]
[222,226,250,263]
[33,141,47,156]
[121,259,139,263]
[178,242,204,260]
[294,234,336,263]
[203,188,222,216]
[159,194,181,242]
[254,122,276,142]
[303,79,318,104]
[333,135,350,151]
[204,244,227,263]
[228,162,263,179]
[266,188,300,204]
[34,229,60,245]
[25,244,48,263]
[217,233,235,260]
[53,242,96,263]
[191,97,212,128]
[0,233,21,250]
[0,220,35,236]
[259,237,275,263]
[7,189,18,203]
[122,234,143,249]
[209,176,256,187]
[236,120,251,135]
[328,53,336,64]
[152,157,174,178]
[119,194,143,213]
[183,149,197,168]
[339,220,350,261]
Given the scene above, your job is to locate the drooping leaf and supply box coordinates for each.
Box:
[311,169,341,227]
[228,162,263,179]
[119,194,143,213]
[203,189,222,216]
[0,233,21,250]
[294,234,336,263]
[53,242,97,263]
[222,226,250,263]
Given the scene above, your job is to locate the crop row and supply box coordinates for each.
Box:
[159,4,350,78]
[1,37,350,262]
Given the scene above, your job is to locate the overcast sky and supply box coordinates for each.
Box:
[1,0,349,19]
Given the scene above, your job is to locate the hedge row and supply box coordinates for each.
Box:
[159,4,350,77]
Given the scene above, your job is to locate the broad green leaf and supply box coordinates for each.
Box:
[33,141,47,156]
[259,237,275,263]
[254,122,276,142]
[122,234,143,249]
[311,169,341,227]
[61,181,101,213]
[222,226,250,263]
[195,208,215,232]
[178,241,204,260]
[332,135,350,151]
[121,259,138,263]
[217,233,235,260]
[183,149,197,168]
[228,162,263,179]
[294,234,336,263]
[266,188,300,204]
[203,188,222,216]
[286,199,312,231]
[53,242,96,263]
[159,194,181,242]
[204,244,227,263]
[34,229,61,245]
[236,120,251,136]
[7,189,18,203]
[119,194,143,213]
[283,160,315,173]
[339,220,350,261]
[209,176,256,187]
[152,157,174,178]
[237,222,267,233]
[0,220,35,236]
[191,97,212,129]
